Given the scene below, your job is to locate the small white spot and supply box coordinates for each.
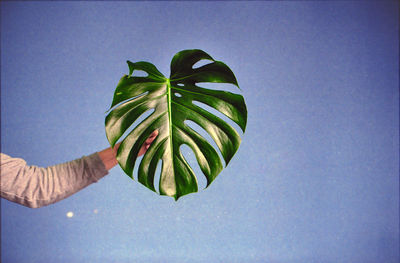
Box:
[93,209,99,214]
[66,211,74,218]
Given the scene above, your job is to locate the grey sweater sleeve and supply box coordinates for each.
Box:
[0,152,109,208]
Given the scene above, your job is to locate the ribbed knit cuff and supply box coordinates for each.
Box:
[86,152,109,182]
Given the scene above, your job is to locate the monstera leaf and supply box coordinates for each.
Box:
[105,49,247,200]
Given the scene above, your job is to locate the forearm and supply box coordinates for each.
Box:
[0,131,157,208]
[98,143,120,170]
[0,153,108,208]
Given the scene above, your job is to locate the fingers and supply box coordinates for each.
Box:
[140,130,159,155]
[144,130,158,145]
[147,130,159,141]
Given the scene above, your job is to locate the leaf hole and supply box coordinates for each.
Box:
[192,59,212,69]
[177,83,184,87]
[109,91,149,112]
[174,92,182,98]
[131,70,149,77]
[153,159,163,194]
[197,82,240,93]
[192,100,244,135]
[184,120,225,166]
[179,144,207,189]
[115,108,155,146]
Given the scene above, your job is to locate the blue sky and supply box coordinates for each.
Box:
[1,1,399,263]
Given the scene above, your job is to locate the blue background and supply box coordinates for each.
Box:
[1,1,399,262]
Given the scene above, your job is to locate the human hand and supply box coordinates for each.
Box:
[113,130,158,156]
[99,130,158,170]
[137,130,158,156]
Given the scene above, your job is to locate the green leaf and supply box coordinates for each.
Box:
[105,49,247,200]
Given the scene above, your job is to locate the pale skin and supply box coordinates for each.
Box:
[98,130,159,170]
